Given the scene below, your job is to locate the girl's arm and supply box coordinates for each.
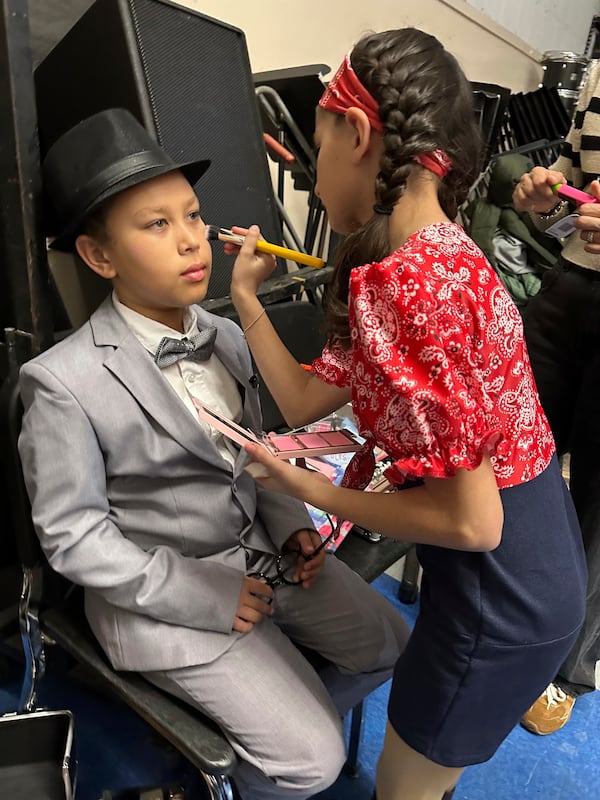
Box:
[230,225,350,428]
[245,444,504,552]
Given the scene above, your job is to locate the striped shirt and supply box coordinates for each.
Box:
[534,60,600,272]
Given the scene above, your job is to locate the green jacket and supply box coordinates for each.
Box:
[464,153,562,306]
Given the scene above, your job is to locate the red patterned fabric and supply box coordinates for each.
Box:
[313,223,555,490]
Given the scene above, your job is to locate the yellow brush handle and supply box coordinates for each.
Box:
[254,240,325,269]
[215,228,326,269]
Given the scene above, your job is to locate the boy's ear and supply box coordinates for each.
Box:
[75,235,116,279]
[344,107,377,163]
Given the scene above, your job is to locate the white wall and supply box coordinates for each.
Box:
[466,0,600,55]
[182,0,544,91]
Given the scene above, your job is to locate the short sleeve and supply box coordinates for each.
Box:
[348,249,506,483]
[312,341,352,388]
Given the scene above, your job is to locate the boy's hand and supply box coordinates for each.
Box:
[285,529,327,588]
[233,576,274,633]
[228,224,277,300]
[512,167,567,213]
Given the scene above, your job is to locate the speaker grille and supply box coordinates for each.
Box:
[129,0,284,297]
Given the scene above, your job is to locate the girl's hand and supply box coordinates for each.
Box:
[229,224,277,301]
[574,180,600,252]
[285,528,327,588]
[243,442,330,500]
[512,167,567,213]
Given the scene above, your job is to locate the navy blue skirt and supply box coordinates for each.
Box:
[388,455,586,767]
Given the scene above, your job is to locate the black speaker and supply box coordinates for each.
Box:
[220,300,325,432]
[34,0,286,300]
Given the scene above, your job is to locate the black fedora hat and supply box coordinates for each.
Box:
[43,108,211,252]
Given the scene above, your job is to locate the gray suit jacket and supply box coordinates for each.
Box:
[18,297,313,671]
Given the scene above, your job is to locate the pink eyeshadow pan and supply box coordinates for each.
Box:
[317,431,354,446]
[272,435,305,451]
[293,433,328,448]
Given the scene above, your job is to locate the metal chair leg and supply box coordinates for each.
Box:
[343,699,364,777]
[397,545,420,605]
[201,773,235,799]
[18,564,46,712]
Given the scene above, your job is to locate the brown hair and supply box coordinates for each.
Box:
[78,200,113,246]
[323,28,482,346]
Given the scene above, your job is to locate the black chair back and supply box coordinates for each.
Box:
[0,374,71,604]
[0,376,39,570]
[219,299,326,432]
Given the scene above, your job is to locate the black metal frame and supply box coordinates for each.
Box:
[0,0,53,365]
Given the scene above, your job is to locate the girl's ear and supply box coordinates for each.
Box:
[344,107,377,163]
[75,235,117,279]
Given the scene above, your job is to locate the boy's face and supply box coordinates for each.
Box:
[81,170,213,329]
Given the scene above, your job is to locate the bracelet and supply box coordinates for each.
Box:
[242,307,266,338]
[537,199,568,219]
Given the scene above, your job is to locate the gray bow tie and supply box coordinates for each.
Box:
[154,326,217,368]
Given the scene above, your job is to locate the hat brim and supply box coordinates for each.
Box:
[49,158,211,252]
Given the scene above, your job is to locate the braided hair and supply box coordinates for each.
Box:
[323,28,482,346]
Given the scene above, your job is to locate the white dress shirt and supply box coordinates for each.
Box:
[112,292,242,466]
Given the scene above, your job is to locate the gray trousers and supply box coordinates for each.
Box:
[522,261,600,695]
[558,529,600,692]
[144,556,410,800]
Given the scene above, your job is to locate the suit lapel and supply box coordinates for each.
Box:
[193,306,263,485]
[195,306,262,433]
[90,299,229,469]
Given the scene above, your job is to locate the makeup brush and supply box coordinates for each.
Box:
[205,225,326,269]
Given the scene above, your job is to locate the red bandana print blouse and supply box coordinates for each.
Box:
[313,223,555,490]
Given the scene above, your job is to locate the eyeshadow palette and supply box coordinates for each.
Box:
[192,399,362,459]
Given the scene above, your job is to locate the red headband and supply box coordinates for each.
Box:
[319,54,452,180]
[319,54,384,133]
[414,151,453,179]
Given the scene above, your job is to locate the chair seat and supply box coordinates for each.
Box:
[41,604,236,777]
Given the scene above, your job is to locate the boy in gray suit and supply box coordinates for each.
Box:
[18,109,409,800]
